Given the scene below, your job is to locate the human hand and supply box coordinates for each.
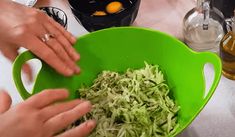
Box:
[0,1,80,78]
[0,89,96,137]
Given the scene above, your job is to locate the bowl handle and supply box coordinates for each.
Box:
[12,51,37,100]
[198,52,222,104]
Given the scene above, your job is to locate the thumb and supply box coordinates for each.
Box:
[0,90,12,114]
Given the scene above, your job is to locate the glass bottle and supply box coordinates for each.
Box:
[183,0,225,53]
[220,11,235,80]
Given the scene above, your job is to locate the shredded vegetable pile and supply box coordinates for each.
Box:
[78,62,180,137]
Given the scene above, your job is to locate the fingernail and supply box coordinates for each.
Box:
[61,89,69,96]
[77,99,85,104]
[82,101,92,109]
[75,66,81,74]
[65,67,74,76]
[74,53,80,61]
[86,120,96,128]
[71,36,77,44]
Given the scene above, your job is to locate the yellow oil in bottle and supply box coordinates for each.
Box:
[220,31,235,80]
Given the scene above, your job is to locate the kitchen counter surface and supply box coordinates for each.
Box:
[0,0,235,137]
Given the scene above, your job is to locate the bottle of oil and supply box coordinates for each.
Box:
[183,0,225,53]
[220,10,235,80]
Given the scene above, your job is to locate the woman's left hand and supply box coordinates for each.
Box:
[0,89,96,137]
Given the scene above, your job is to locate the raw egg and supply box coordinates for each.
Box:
[92,11,107,16]
[106,1,123,14]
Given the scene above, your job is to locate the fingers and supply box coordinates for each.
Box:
[43,21,80,61]
[26,35,74,76]
[44,38,80,74]
[37,17,80,75]
[0,90,12,114]
[57,120,96,137]
[47,16,77,44]
[40,99,83,121]
[29,20,80,75]
[46,101,92,134]
[13,10,80,76]
[26,89,69,109]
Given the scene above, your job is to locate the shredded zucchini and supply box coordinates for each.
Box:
[79,62,180,137]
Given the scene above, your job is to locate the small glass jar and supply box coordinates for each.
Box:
[183,0,225,53]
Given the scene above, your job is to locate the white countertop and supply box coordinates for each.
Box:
[0,0,235,136]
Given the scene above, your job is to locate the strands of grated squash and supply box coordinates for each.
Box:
[79,62,180,137]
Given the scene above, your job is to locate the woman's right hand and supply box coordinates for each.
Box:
[0,1,80,77]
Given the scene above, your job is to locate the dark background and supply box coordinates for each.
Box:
[212,0,235,18]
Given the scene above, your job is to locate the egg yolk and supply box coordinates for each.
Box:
[92,11,107,16]
[106,1,123,14]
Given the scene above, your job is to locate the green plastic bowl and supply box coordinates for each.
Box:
[12,27,222,136]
